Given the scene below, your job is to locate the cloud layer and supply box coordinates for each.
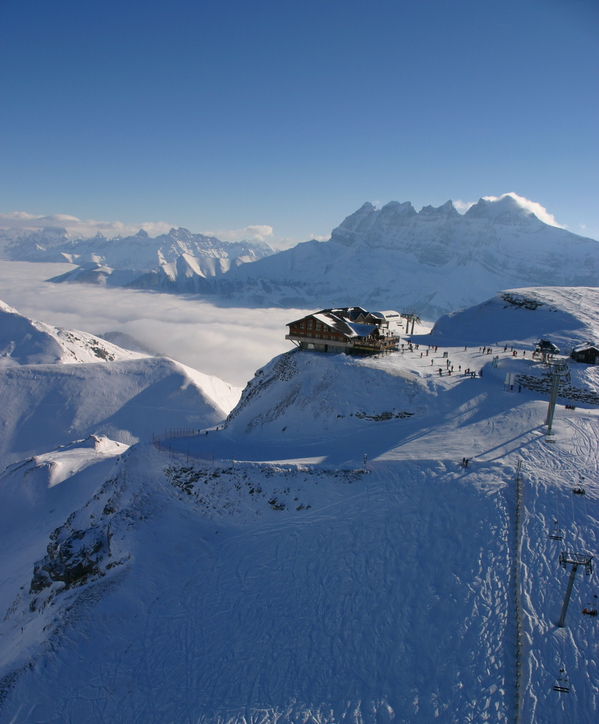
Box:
[201,225,275,243]
[0,212,175,238]
[0,261,308,387]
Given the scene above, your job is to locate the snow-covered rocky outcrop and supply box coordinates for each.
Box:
[206,195,599,317]
[0,299,148,365]
[224,349,425,448]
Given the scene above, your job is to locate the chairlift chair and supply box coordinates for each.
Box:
[582,595,598,617]
[553,668,570,693]
[572,487,586,496]
[549,520,564,541]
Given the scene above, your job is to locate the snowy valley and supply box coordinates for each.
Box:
[0,287,597,723]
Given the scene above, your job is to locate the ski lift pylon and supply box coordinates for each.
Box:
[553,667,570,693]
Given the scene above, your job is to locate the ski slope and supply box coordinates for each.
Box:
[0,288,597,723]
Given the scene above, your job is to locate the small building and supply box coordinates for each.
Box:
[570,343,599,365]
[286,307,401,354]
[535,339,560,362]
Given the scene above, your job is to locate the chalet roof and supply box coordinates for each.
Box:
[572,343,599,353]
[311,312,377,339]
[346,322,377,337]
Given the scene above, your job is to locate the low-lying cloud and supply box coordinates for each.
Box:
[0,261,309,387]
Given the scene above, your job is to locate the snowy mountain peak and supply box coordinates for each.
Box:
[465,193,541,225]
[418,200,459,218]
[40,226,70,237]
[330,200,416,247]
[216,195,597,317]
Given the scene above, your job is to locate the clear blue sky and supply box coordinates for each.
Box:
[1,0,597,245]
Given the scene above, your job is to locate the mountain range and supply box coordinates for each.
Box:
[2,194,597,319]
[207,195,599,317]
[0,226,275,288]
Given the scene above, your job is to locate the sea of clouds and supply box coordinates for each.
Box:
[0,261,307,387]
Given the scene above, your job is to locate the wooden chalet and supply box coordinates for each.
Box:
[286,307,401,354]
[570,343,599,365]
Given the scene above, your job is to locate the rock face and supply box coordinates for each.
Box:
[205,195,599,317]
[30,525,106,595]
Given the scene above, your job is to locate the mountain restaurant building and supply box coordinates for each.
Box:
[286,307,401,354]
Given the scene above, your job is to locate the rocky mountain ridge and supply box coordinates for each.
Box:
[0,226,275,286]
[2,194,598,318]
[210,195,598,317]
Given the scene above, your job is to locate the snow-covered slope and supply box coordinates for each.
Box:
[0,301,241,465]
[0,299,147,365]
[0,289,597,723]
[422,287,599,351]
[206,195,599,317]
[0,356,241,466]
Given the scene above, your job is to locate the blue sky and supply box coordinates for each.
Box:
[1,0,597,246]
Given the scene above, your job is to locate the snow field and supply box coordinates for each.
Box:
[1,288,598,722]
[0,446,516,723]
[0,356,240,467]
